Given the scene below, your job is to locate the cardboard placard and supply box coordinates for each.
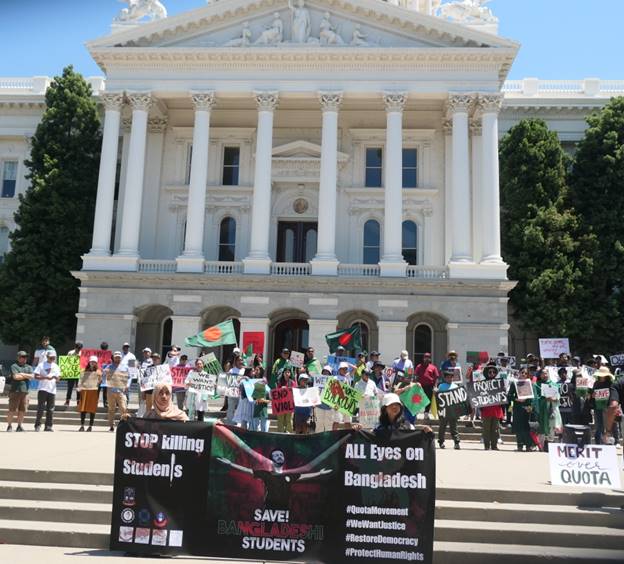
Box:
[171,366,192,388]
[358,395,381,428]
[538,338,570,359]
[78,371,100,391]
[59,355,81,379]
[549,444,621,489]
[108,370,129,389]
[293,386,321,407]
[320,378,362,416]
[79,349,112,369]
[515,379,534,400]
[467,378,508,408]
[436,385,470,418]
[289,351,305,369]
[140,364,172,392]
[270,387,295,415]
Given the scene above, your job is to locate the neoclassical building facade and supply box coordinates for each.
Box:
[0,0,622,363]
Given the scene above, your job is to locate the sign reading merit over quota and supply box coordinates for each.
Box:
[110,419,435,563]
[549,444,621,489]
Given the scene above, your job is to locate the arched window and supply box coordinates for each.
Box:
[413,323,433,366]
[363,219,380,264]
[402,220,418,265]
[161,317,173,359]
[218,217,236,262]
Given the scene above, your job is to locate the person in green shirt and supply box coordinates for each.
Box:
[304,347,322,376]
[270,348,290,388]
[251,375,271,432]
[7,351,34,432]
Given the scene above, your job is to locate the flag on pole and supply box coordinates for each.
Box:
[185,320,238,348]
[399,383,431,416]
[325,326,362,353]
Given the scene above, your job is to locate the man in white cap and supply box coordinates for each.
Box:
[140,347,153,370]
[392,350,414,375]
[33,350,61,431]
[105,351,129,431]
[120,342,136,370]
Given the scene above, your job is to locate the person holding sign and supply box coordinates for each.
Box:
[435,370,461,450]
[33,350,61,432]
[77,356,101,431]
[480,365,504,450]
[294,374,313,434]
[275,367,295,433]
[375,393,433,435]
[6,351,33,432]
[105,352,129,432]
[592,366,615,444]
[507,368,537,451]
[64,341,83,406]
[534,368,561,451]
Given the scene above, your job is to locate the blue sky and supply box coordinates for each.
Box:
[1,0,621,80]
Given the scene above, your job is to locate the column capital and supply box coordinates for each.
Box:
[319,91,343,112]
[442,118,453,136]
[253,91,279,111]
[383,91,407,112]
[476,93,503,113]
[100,92,124,111]
[469,117,482,137]
[148,116,168,133]
[127,92,153,111]
[447,93,474,114]
[191,91,216,111]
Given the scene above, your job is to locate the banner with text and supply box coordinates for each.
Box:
[538,338,570,359]
[59,355,81,379]
[80,349,112,370]
[548,444,621,489]
[110,419,435,563]
[435,385,470,418]
[466,378,508,409]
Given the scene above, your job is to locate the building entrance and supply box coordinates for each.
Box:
[276,221,317,263]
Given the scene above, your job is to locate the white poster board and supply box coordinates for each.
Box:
[0,376,5,394]
[541,383,559,399]
[293,386,321,407]
[140,364,172,392]
[549,444,621,489]
[539,338,570,359]
[289,351,305,369]
[515,379,534,400]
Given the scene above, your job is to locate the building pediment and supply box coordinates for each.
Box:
[271,139,349,182]
[272,140,348,161]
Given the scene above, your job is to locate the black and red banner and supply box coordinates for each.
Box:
[110,418,435,563]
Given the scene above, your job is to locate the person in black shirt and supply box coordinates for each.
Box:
[605,379,623,445]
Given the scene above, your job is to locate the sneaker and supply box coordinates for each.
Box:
[454,442,461,450]
[87,426,92,432]
[109,426,114,432]
[16,425,24,432]
[44,427,54,432]
[498,437,504,444]
[79,426,85,432]
[64,400,70,407]
[438,441,445,449]
[34,425,41,432]
[6,424,12,432]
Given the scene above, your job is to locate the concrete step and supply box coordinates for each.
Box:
[0,499,111,524]
[0,518,109,549]
[0,480,112,504]
[0,468,112,486]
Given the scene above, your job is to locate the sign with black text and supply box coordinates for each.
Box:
[548,444,621,489]
[435,385,470,418]
[466,378,508,409]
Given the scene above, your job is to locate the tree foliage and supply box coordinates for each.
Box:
[500,119,596,346]
[569,97,624,353]
[0,66,101,350]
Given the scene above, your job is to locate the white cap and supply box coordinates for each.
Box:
[233,347,241,354]
[122,342,130,347]
[382,393,402,407]
[322,365,333,374]
[113,351,122,358]
[400,350,409,358]
[143,347,152,353]
[46,350,56,357]
[339,361,350,370]
[88,355,99,364]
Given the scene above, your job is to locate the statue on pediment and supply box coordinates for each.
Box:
[254,13,284,45]
[289,0,311,43]
[350,24,369,47]
[437,0,497,24]
[115,0,167,23]
[224,21,252,47]
[319,12,344,45]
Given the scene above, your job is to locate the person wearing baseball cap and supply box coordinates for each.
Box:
[33,350,61,431]
[414,353,440,421]
[6,351,34,432]
[375,393,433,436]
[105,351,129,432]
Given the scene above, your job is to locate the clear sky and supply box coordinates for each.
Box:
[1,0,621,80]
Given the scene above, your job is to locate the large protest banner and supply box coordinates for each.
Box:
[466,378,507,409]
[59,355,81,379]
[435,385,470,418]
[549,444,621,489]
[110,419,435,563]
[79,349,112,369]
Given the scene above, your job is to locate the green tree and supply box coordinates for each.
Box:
[0,66,101,350]
[500,119,596,347]
[569,97,624,353]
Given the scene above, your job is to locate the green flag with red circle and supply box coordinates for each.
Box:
[185,319,238,348]
[324,326,362,353]
[399,382,431,416]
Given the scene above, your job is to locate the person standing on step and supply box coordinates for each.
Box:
[98,341,109,408]
[414,352,439,421]
[64,341,83,406]
[77,356,101,431]
[436,369,461,449]
[481,365,504,450]
[275,367,295,433]
[507,367,536,451]
[105,351,129,431]
[33,350,61,431]
[6,351,34,432]
[33,336,55,368]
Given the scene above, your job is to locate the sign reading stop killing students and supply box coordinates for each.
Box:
[466,378,508,409]
[549,444,621,489]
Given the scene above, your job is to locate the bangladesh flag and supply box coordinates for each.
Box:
[185,320,238,348]
[325,326,362,353]
[399,383,431,416]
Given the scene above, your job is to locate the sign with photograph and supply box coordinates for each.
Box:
[515,379,534,400]
[289,351,305,369]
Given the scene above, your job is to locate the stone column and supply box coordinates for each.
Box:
[83,93,124,269]
[307,319,338,360]
[177,92,216,273]
[478,94,506,273]
[311,92,342,276]
[243,91,279,274]
[470,115,482,263]
[239,317,271,360]
[380,92,408,277]
[113,92,153,271]
[376,321,408,365]
[442,119,452,263]
[447,94,474,277]
[170,315,201,359]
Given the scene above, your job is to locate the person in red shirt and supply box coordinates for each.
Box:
[481,365,504,450]
[414,352,440,420]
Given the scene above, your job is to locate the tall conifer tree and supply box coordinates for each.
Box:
[0,67,101,350]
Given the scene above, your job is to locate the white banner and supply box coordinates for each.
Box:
[293,386,321,407]
[140,364,172,392]
[549,444,621,489]
[289,351,305,369]
[0,376,5,394]
[539,338,570,359]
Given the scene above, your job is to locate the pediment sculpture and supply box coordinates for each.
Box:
[115,0,167,23]
[437,0,498,24]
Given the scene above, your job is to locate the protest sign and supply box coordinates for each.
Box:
[140,364,172,392]
[79,349,112,369]
[466,378,507,409]
[313,374,331,389]
[559,381,572,410]
[358,396,380,429]
[538,338,570,359]
[110,418,435,563]
[321,378,362,416]
[515,379,534,400]
[108,370,129,389]
[0,376,5,394]
[171,366,192,388]
[541,383,559,400]
[252,380,267,401]
[609,353,624,367]
[242,331,265,356]
[187,372,217,395]
[200,353,223,376]
[293,386,321,407]
[224,374,241,398]
[435,385,469,418]
[59,355,81,379]
[549,444,621,489]
[471,370,485,382]
[270,387,295,415]
[399,383,430,416]
[449,367,463,383]
[545,366,559,383]
[493,356,516,368]
[289,351,305,369]
[78,371,100,391]
[594,388,611,410]
[575,375,593,398]
[327,355,356,375]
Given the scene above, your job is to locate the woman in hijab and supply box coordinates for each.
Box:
[144,382,189,422]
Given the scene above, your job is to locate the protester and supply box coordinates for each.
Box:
[440,350,460,373]
[371,361,386,391]
[184,359,209,421]
[120,342,136,369]
[252,378,271,432]
[436,370,461,449]
[507,368,536,451]
[6,351,33,432]
[355,369,378,398]
[33,350,60,432]
[166,346,180,368]
[392,350,414,375]
[293,374,313,434]
[140,347,153,369]
[332,362,353,430]
[592,366,614,444]
[98,341,109,408]
[314,365,334,432]
[304,347,322,376]
[481,365,503,450]
[33,336,55,367]
[353,352,367,382]
[534,368,560,451]
[173,354,191,409]
[64,341,83,406]
[77,356,101,432]
[145,382,189,422]
[224,361,243,424]
[142,352,162,413]
[366,351,380,372]
[374,393,433,435]
[233,367,255,430]
[569,368,592,426]
[414,353,439,420]
[106,351,129,432]
[605,375,624,446]
[276,367,295,433]
[271,348,290,388]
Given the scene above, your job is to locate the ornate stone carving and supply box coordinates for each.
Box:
[318,12,344,45]
[224,22,252,47]
[383,92,408,112]
[447,93,474,113]
[350,24,370,47]
[127,92,153,112]
[115,0,167,23]
[148,116,168,133]
[422,207,434,218]
[437,0,498,25]
[319,91,343,112]
[254,13,283,45]
[442,118,453,136]
[469,117,482,136]
[289,0,311,43]
[121,117,132,132]
[293,198,309,214]
[254,91,279,111]
[101,93,124,111]
[191,91,216,111]
[477,93,503,113]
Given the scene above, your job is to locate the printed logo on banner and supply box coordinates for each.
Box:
[134,527,150,544]
[138,509,151,526]
[122,487,136,506]
[119,526,134,543]
[153,512,168,528]
[151,529,167,546]
[121,508,135,524]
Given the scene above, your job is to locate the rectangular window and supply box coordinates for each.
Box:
[222,147,240,186]
[402,148,417,188]
[185,144,193,184]
[1,161,18,198]
[365,148,383,187]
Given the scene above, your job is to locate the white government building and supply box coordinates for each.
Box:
[1,0,622,364]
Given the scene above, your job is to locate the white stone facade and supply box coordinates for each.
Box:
[1,0,622,363]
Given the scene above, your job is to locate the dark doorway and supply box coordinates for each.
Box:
[276,221,317,263]
[272,319,309,361]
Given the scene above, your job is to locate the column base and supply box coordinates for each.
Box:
[310,257,339,276]
[242,256,272,275]
[448,261,508,280]
[87,253,139,271]
[379,260,407,277]
[176,255,205,273]
[477,261,509,280]
[82,252,112,271]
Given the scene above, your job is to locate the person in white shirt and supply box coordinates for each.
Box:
[33,336,56,368]
[392,350,414,375]
[33,350,61,431]
[354,370,379,397]
[140,348,153,370]
[166,346,180,368]
[120,342,136,370]
[333,362,353,429]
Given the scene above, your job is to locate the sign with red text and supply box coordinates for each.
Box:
[270,387,295,415]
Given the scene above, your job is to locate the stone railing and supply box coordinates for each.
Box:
[503,78,624,97]
[406,266,449,279]
[337,263,381,277]
[270,262,312,276]
[137,259,177,273]
[0,76,104,95]
[204,260,243,274]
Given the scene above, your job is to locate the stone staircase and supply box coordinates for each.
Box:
[0,467,622,562]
